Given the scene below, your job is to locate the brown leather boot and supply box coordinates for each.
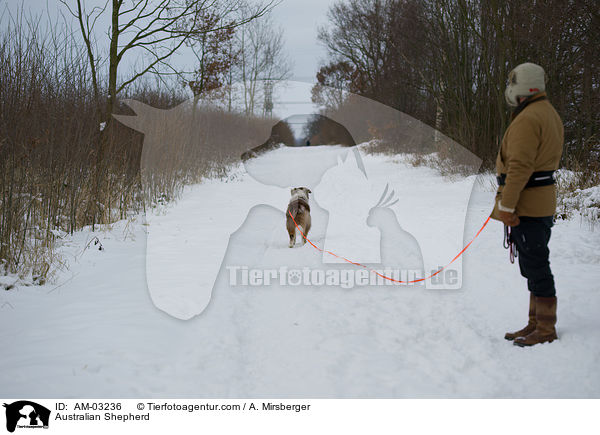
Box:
[504,292,536,341]
[514,296,557,347]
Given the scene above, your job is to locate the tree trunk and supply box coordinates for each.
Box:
[106,0,120,123]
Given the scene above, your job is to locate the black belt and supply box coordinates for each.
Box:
[496,170,555,188]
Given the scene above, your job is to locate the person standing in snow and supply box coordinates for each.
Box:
[491,62,564,347]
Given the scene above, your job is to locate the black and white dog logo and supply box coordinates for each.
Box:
[3,401,50,432]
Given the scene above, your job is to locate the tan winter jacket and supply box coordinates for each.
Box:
[491,92,564,220]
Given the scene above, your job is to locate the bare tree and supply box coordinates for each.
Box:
[317,0,430,117]
[186,10,238,109]
[236,11,292,115]
[61,0,274,121]
[59,0,275,227]
[311,61,354,111]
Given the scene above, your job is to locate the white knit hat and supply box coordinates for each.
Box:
[504,62,546,107]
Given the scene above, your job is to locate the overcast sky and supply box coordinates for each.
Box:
[270,0,334,82]
[258,0,338,117]
[1,0,338,116]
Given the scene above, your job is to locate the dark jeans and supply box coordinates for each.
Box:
[510,216,556,297]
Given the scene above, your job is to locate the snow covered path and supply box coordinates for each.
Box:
[1,146,599,398]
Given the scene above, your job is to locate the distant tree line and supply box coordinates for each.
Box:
[314,0,599,169]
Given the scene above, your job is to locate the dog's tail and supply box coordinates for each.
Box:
[288,200,309,220]
[288,201,300,220]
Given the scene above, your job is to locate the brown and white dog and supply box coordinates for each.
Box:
[286,187,312,248]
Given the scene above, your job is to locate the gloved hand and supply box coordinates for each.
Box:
[499,210,520,227]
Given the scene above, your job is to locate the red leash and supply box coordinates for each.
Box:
[288,211,491,284]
